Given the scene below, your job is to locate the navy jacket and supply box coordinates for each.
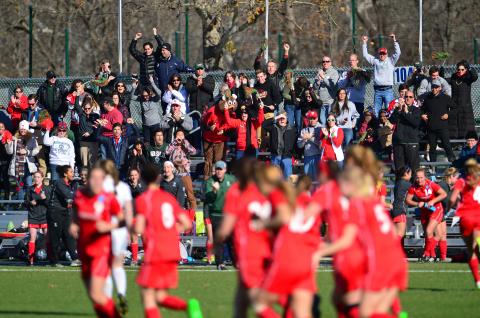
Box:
[155,55,193,91]
[97,124,139,174]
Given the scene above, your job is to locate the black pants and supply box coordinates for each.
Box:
[47,210,78,264]
[211,214,235,267]
[0,164,9,199]
[427,129,455,162]
[393,144,420,172]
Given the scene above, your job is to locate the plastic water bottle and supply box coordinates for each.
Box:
[423,203,436,212]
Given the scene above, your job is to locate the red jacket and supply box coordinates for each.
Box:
[320,127,344,161]
[226,108,264,150]
[202,105,230,143]
[7,95,28,122]
[100,108,123,137]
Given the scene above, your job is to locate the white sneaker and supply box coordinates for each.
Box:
[476,281,480,289]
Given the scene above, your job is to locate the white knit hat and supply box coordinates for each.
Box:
[19,120,29,131]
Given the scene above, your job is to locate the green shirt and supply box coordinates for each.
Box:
[204,173,237,216]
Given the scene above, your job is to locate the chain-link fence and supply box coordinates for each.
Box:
[1,65,479,128]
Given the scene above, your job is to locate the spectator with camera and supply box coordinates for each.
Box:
[167,129,197,210]
[405,62,428,97]
[421,79,456,163]
[291,77,321,133]
[36,71,67,124]
[389,90,421,172]
[362,34,401,116]
[448,60,478,139]
[376,110,394,157]
[358,108,379,148]
[48,164,80,267]
[314,56,339,126]
[160,99,193,143]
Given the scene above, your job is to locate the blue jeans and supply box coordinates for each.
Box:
[319,104,331,126]
[284,104,302,133]
[271,155,293,179]
[17,163,32,200]
[342,128,354,148]
[373,88,393,117]
[304,154,320,180]
[236,149,258,159]
[50,164,60,182]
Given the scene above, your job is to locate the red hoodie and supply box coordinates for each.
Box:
[226,108,264,150]
[100,107,123,137]
[202,105,230,143]
[7,95,28,128]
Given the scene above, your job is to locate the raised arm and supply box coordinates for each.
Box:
[390,39,401,65]
[361,36,375,65]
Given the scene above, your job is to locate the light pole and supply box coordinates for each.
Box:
[118,0,123,73]
[264,0,269,63]
[419,0,423,63]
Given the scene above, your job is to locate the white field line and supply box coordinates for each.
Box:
[0,268,471,273]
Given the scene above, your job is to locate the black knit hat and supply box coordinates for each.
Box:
[161,43,172,52]
[465,131,478,140]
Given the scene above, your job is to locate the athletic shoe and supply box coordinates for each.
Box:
[217,264,227,271]
[118,294,129,316]
[187,298,203,318]
[70,259,82,267]
[427,257,435,263]
[418,256,427,263]
[51,263,64,268]
[476,281,480,289]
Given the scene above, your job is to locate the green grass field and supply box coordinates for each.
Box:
[0,263,478,318]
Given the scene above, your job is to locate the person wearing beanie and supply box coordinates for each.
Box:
[455,130,479,169]
[6,120,40,199]
[155,29,193,91]
[36,71,68,124]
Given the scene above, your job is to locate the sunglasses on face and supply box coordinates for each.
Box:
[173,79,181,82]
[379,52,387,55]
[327,118,336,122]
[15,90,22,93]
[117,84,124,88]
[28,103,36,106]
[322,60,331,63]
[365,114,372,117]
[84,107,92,111]
[406,96,414,98]
[58,129,67,133]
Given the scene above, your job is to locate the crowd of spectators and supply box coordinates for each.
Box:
[0,29,479,219]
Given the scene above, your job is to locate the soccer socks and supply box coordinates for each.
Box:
[131,243,139,263]
[28,241,35,263]
[104,275,113,298]
[439,240,447,260]
[257,307,281,318]
[159,295,187,310]
[112,267,127,296]
[391,297,401,315]
[468,258,480,283]
[145,307,161,318]
[93,298,121,318]
[423,238,431,257]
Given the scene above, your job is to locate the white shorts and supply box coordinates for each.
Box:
[111,227,129,256]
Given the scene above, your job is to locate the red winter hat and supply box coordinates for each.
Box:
[378,47,387,54]
[306,110,318,119]
[57,121,68,131]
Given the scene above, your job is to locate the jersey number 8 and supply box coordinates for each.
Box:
[161,202,175,229]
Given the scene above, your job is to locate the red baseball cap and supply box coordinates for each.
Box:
[306,110,318,119]
[57,122,68,131]
[378,47,388,54]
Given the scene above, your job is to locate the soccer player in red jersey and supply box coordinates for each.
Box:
[406,168,447,261]
[448,159,480,289]
[70,167,123,318]
[310,161,365,318]
[134,164,200,318]
[216,158,274,318]
[259,175,321,318]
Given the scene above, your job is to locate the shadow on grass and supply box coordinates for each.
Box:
[408,287,471,292]
[0,310,88,316]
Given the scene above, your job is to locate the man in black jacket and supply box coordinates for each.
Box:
[389,90,421,172]
[421,79,456,162]
[253,42,290,95]
[264,111,296,178]
[185,64,215,113]
[48,165,80,267]
[129,28,163,90]
[36,71,67,124]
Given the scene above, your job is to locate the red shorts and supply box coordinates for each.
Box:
[80,253,111,280]
[238,256,270,289]
[262,259,316,295]
[420,209,443,227]
[392,214,406,224]
[136,261,178,289]
[333,247,366,293]
[29,223,47,229]
[365,259,408,292]
[460,217,480,237]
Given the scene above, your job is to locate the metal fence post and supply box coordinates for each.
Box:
[378,34,383,48]
[185,0,189,65]
[277,33,283,62]
[474,38,479,65]
[175,31,181,57]
[65,28,69,77]
[28,5,33,78]
[351,0,356,53]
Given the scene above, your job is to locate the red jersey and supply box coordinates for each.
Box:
[74,190,120,257]
[376,182,387,198]
[408,179,443,213]
[135,188,185,263]
[454,178,480,218]
[354,197,408,291]
[224,183,272,264]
